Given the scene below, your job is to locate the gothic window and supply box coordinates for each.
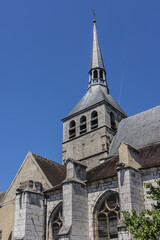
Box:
[80,115,87,134]
[69,120,76,138]
[95,192,120,240]
[100,70,103,79]
[50,203,63,240]
[110,112,116,130]
[91,111,98,129]
[94,69,98,79]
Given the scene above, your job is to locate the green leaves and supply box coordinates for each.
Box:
[122,179,160,240]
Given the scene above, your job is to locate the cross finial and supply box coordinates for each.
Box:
[93,9,96,23]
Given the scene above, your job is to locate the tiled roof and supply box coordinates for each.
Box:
[86,155,119,182]
[87,142,160,182]
[0,191,7,205]
[44,183,63,194]
[34,141,160,192]
[32,153,66,187]
[139,142,160,169]
[109,105,160,156]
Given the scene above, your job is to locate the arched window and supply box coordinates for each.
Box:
[49,203,63,240]
[80,115,87,134]
[94,70,98,79]
[110,112,116,130]
[69,120,76,138]
[94,192,120,240]
[91,111,98,129]
[100,70,103,79]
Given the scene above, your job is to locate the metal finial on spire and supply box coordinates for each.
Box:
[93,9,96,23]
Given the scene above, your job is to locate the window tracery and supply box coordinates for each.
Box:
[95,192,120,240]
[49,203,63,240]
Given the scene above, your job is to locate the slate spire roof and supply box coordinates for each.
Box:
[63,19,127,120]
[89,20,105,72]
[65,85,127,119]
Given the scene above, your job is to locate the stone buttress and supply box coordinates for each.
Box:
[58,158,89,240]
[13,180,45,240]
[117,142,144,240]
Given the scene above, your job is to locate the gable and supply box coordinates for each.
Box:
[2,152,52,205]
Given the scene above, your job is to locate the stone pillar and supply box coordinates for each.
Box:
[13,180,45,240]
[59,158,89,240]
[117,142,144,240]
[92,70,94,80]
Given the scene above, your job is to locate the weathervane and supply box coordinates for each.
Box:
[93,9,96,22]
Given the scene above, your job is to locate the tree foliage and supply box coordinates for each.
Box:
[122,179,160,240]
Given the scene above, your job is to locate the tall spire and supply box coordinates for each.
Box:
[88,16,109,92]
[89,20,105,71]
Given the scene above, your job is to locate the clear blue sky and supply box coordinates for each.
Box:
[0,0,160,192]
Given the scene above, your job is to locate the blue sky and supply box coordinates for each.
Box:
[0,0,160,192]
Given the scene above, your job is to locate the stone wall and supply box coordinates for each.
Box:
[87,177,118,240]
[47,191,63,240]
[46,167,160,240]
[118,168,144,213]
[60,182,88,240]
[4,152,50,205]
[62,103,124,169]
[0,202,14,240]
[13,181,45,240]
[142,167,160,210]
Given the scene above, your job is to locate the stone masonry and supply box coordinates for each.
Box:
[13,181,45,240]
[59,159,89,240]
[62,103,124,169]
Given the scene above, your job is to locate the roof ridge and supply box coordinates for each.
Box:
[31,152,64,168]
[121,105,160,122]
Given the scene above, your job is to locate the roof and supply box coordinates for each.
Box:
[109,105,160,156]
[139,142,160,169]
[86,155,119,182]
[32,153,66,187]
[65,85,127,119]
[89,21,105,71]
[0,191,7,205]
[86,142,160,182]
[44,183,63,194]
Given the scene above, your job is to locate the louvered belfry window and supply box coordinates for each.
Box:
[80,115,87,134]
[69,120,76,138]
[110,112,116,130]
[97,193,120,240]
[91,111,98,129]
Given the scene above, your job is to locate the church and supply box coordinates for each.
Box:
[0,18,160,240]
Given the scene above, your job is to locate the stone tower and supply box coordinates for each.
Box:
[62,19,127,169]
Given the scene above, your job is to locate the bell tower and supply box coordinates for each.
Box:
[62,19,127,169]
